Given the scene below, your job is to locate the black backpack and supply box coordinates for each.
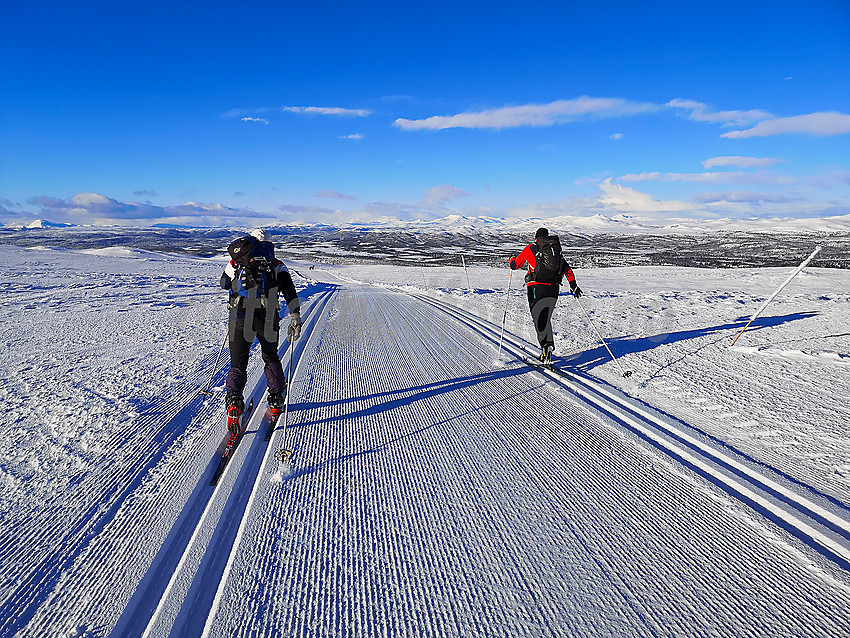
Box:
[534,235,563,284]
[227,236,276,296]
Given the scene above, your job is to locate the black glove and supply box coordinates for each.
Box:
[570,282,583,298]
[509,257,518,270]
[220,273,232,290]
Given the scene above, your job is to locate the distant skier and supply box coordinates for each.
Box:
[510,227,582,363]
[220,229,302,433]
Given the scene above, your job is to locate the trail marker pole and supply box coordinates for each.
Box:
[731,246,822,347]
[461,254,472,293]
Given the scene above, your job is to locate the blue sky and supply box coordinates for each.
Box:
[1,0,849,227]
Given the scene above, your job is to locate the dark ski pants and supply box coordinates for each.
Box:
[226,311,285,398]
[527,284,560,350]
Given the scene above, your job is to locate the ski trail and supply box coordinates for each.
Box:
[12,287,336,638]
[200,284,850,637]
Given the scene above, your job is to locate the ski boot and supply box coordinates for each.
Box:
[543,344,554,365]
[267,391,285,420]
[226,394,245,434]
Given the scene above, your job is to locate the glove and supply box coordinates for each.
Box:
[287,312,302,340]
[509,257,518,270]
[570,282,583,298]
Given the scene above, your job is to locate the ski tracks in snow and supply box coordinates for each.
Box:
[8,279,850,637]
[181,284,850,636]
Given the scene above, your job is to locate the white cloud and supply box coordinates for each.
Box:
[617,171,794,185]
[597,178,692,214]
[420,185,471,208]
[702,156,780,169]
[721,112,850,138]
[19,192,275,226]
[610,133,624,140]
[70,193,113,206]
[338,133,364,140]
[283,106,372,117]
[666,98,772,127]
[241,117,269,124]
[393,96,659,131]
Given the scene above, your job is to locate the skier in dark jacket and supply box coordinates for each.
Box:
[510,227,582,363]
[220,229,302,432]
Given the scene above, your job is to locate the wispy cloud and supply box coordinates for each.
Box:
[316,190,357,201]
[338,133,364,140]
[692,191,803,204]
[617,171,794,185]
[18,192,274,226]
[222,107,274,118]
[241,116,269,124]
[702,156,780,169]
[721,112,850,138]
[393,96,659,131]
[283,106,372,117]
[666,99,772,127]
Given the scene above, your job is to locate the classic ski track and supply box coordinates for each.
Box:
[413,292,850,570]
[134,288,337,638]
[10,287,336,638]
[201,284,849,637]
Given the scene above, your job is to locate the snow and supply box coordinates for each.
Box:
[1,242,849,637]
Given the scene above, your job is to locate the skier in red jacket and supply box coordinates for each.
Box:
[510,227,582,363]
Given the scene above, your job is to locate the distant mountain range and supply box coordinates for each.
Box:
[4,212,850,235]
[2,219,848,269]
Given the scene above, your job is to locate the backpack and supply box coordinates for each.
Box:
[533,235,563,284]
[227,236,277,299]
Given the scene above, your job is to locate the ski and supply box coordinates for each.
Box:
[522,356,575,381]
[263,407,281,442]
[211,397,254,486]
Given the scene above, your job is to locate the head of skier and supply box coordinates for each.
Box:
[535,227,549,245]
[250,228,271,243]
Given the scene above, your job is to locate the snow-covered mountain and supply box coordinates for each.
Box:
[4,218,77,230]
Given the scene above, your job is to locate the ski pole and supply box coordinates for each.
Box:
[731,245,821,347]
[199,330,228,397]
[497,269,513,361]
[575,295,632,378]
[276,332,296,463]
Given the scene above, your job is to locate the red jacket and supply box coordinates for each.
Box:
[512,243,576,287]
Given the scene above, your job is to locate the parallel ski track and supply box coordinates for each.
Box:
[106,287,337,638]
[413,292,850,572]
[195,285,850,637]
[0,337,232,638]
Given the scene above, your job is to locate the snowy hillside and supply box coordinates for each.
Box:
[1,243,849,637]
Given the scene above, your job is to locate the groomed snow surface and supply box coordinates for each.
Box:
[1,244,849,637]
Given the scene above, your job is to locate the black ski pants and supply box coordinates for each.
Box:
[226,310,285,397]
[527,284,560,350]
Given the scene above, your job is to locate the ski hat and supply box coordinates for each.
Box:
[535,227,549,239]
[250,228,271,242]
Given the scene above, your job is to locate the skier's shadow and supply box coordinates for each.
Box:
[292,367,528,428]
[283,367,539,481]
[562,311,818,372]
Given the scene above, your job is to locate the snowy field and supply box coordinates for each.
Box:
[1,243,849,637]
